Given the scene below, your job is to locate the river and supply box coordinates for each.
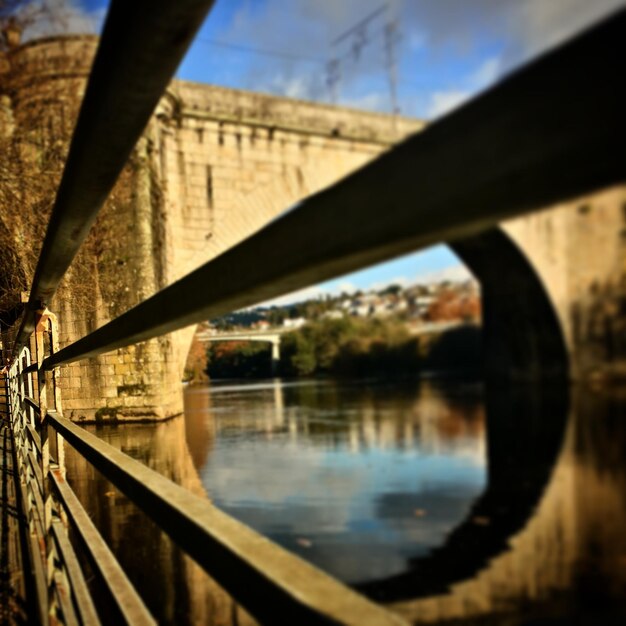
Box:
[64,378,626,625]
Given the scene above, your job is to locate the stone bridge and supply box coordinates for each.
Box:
[1,35,625,421]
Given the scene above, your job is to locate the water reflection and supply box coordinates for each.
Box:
[63,380,626,625]
[360,383,570,600]
[64,415,254,626]
[190,380,487,584]
[388,387,626,625]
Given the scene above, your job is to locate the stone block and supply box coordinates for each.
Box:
[102,386,118,399]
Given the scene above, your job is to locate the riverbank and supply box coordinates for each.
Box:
[205,317,482,380]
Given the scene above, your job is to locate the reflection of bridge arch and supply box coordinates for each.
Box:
[353,228,570,602]
[357,382,569,604]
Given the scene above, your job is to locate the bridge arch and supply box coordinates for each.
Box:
[184,176,570,386]
[451,227,569,382]
[8,33,613,422]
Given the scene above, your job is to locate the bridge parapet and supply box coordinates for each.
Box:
[171,79,422,145]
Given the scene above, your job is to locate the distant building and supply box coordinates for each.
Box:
[283,317,307,329]
[349,304,371,317]
[322,310,344,320]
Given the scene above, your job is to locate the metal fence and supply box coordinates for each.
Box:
[6,310,403,624]
[1,1,625,624]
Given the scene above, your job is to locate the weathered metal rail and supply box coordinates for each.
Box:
[13,0,216,357]
[2,2,625,625]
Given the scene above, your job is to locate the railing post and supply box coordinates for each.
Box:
[33,310,52,621]
[47,313,65,477]
[34,308,71,622]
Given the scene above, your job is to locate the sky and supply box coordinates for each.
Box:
[26,0,626,303]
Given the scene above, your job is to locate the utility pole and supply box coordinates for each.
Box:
[326,3,401,118]
[384,18,401,119]
[326,57,341,104]
[326,4,387,104]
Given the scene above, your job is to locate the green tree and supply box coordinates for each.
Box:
[282,332,317,376]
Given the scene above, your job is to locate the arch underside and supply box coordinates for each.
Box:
[453,227,569,382]
[0,218,27,329]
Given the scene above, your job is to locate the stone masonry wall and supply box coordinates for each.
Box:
[0,36,422,421]
[503,184,626,380]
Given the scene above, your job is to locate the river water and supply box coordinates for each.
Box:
[64,378,626,625]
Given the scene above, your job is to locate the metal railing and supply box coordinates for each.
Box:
[1,1,625,624]
[7,311,156,625]
[6,310,402,625]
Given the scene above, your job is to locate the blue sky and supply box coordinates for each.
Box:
[48,1,625,302]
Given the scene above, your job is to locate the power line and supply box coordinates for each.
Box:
[195,24,438,114]
[331,4,387,46]
[198,33,434,90]
[197,37,324,64]
[326,4,402,113]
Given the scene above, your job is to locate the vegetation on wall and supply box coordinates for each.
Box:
[0,8,155,336]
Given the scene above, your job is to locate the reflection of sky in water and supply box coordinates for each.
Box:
[198,380,487,584]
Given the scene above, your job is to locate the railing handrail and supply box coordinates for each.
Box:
[46,409,406,625]
[6,329,407,625]
[12,0,216,359]
[6,339,159,626]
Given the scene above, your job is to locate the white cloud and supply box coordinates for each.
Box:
[214,0,625,116]
[369,276,409,292]
[341,91,388,112]
[22,0,105,39]
[259,280,358,308]
[425,89,471,118]
[470,56,502,89]
[511,0,626,62]
[425,55,503,118]
[272,75,313,100]
[413,264,474,285]
[407,31,426,52]
[401,0,625,63]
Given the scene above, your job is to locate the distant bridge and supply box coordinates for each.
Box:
[196,320,468,343]
[196,328,288,374]
[196,320,470,374]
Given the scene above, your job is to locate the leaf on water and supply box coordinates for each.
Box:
[296,538,313,548]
